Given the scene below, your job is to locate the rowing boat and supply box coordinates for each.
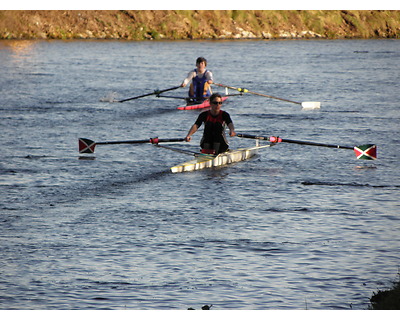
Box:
[176,96,228,110]
[170,141,272,173]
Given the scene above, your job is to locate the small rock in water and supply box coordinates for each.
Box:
[187,304,213,310]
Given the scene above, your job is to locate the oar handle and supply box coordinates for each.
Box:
[237,133,274,141]
[150,138,186,144]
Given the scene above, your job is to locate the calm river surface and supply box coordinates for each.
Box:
[0,39,399,310]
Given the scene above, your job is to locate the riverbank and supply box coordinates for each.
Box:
[369,274,400,310]
[1,10,400,40]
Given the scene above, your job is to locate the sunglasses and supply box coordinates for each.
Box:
[211,101,222,105]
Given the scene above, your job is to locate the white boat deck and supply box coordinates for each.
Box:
[171,143,271,173]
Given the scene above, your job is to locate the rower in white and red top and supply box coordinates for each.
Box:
[180,57,214,105]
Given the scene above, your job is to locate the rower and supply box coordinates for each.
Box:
[185,93,236,155]
[180,57,213,104]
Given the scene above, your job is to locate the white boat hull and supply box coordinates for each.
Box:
[171,144,271,173]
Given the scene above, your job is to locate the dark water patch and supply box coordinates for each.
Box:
[0,166,40,176]
[241,113,322,121]
[375,50,399,55]
[90,281,134,287]
[24,155,51,159]
[0,207,21,212]
[27,164,172,207]
[111,168,170,185]
[199,238,283,252]
[0,168,18,174]
[43,100,86,105]
[22,72,54,77]
[84,279,187,291]
[261,207,311,213]
[301,180,400,189]
[122,106,181,120]
[326,110,362,113]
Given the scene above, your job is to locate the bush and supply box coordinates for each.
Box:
[370,274,400,310]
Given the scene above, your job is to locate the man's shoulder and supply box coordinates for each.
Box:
[197,110,209,119]
[222,110,232,122]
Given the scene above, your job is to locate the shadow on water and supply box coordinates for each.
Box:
[9,154,174,208]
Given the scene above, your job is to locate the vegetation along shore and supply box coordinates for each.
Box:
[369,273,400,309]
[1,10,400,40]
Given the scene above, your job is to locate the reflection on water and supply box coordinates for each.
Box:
[0,39,37,57]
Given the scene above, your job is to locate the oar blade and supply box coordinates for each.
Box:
[301,101,321,109]
[79,138,96,153]
[354,144,377,160]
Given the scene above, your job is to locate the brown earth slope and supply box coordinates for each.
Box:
[1,10,399,40]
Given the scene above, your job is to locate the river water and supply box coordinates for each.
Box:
[0,39,399,310]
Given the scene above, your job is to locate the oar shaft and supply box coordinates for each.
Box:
[252,93,301,105]
[156,95,188,100]
[237,133,353,150]
[96,139,151,145]
[97,138,186,145]
[118,86,180,103]
[215,83,301,105]
[78,137,185,153]
[154,144,211,157]
[118,92,155,102]
[281,138,353,150]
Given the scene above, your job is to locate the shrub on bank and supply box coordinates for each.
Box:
[370,273,400,310]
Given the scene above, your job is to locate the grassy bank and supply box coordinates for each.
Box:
[1,10,400,40]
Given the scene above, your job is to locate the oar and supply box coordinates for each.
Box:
[78,137,186,154]
[237,133,377,160]
[117,86,180,103]
[214,83,321,109]
[157,93,243,100]
[154,144,215,159]
[155,95,188,100]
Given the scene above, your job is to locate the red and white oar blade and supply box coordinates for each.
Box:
[354,144,377,160]
[79,138,96,153]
